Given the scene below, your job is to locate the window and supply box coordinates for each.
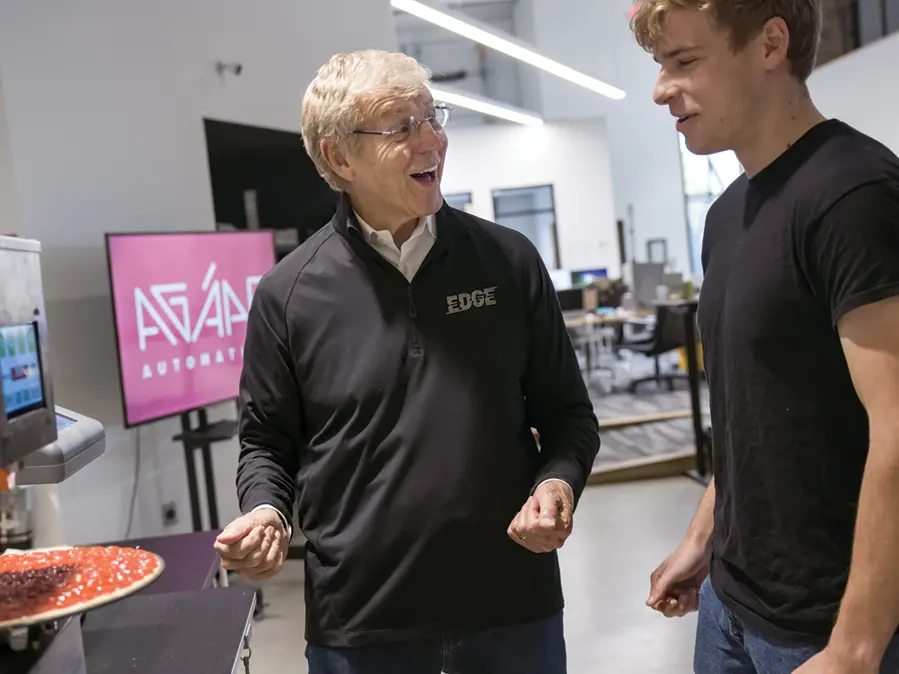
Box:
[444,192,473,213]
[679,135,743,275]
[492,185,560,270]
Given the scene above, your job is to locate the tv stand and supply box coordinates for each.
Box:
[172,408,236,531]
[172,408,265,619]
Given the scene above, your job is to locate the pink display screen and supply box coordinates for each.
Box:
[106,231,276,427]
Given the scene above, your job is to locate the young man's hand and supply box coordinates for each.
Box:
[647,539,710,617]
[214,508,288,581]
[508,480,574,553]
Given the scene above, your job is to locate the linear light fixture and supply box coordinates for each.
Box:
[392,0,626,101]
[430,86,544,126]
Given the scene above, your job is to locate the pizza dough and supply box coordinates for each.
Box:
[0,546,164,628]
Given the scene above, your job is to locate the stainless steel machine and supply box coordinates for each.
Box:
[0,235,105,673]
[0,235,257,674]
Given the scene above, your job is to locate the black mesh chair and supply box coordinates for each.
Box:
[618,304,689,393]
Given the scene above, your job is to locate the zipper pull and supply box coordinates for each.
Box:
[408,288,418,318]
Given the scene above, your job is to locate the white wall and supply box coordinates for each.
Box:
[441,119,621,276]
[0,0,397,545]
[0,74,19,236]
[522,0,692,275]
[809,31,899,154]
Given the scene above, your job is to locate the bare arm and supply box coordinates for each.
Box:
[824,296,899,666]
[646,478,715,616]
[685,478,715,551]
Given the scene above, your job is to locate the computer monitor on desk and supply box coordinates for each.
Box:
[632,262,665,307]
[571,268,607,287]
[548,268,573,290]
[557,288,583,312]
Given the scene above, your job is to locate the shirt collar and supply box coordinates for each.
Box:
[354,212,436,246]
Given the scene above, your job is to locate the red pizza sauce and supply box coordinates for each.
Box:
[0,546,160,624]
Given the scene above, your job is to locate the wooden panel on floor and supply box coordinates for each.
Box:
[587,449,697,486]
[598,409,693,431]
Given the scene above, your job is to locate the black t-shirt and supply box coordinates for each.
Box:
[699,119,899,639]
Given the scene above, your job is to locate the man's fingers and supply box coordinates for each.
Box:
[651,591,698,618]
[512,535,552,554]
[522,497,540,530]
[648,567,672,606]
[230,526,267,561]
[509,495,570,552]
[538,494,559,522]
[535,491,573,535]
[683,587,700,612]
[222,527,273,570]
[244,532,285,581]
[215,518,257,547]
[534,482,574,523]
[215,525,266,561]
[508,505,526,539]
[648,569,662,604]
[660,597,678,617]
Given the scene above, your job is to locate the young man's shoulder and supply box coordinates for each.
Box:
[781,122,899,240]
[804,121,899,190]
[710,122,899,225]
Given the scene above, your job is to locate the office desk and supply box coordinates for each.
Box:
[564,310,652,375]
[563,309,649,330]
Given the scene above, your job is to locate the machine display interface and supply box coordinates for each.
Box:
[0,322,45,418]
[56,412,76,432]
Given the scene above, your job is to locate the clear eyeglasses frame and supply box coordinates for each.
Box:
[352,103,453,142]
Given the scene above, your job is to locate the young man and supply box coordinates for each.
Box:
[212,50,600,674]
[631,1,899,672]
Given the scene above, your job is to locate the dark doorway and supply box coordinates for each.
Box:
[203,119,338,259]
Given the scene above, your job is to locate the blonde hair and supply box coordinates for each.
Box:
[301,50,433,191]
[630,0,823,81]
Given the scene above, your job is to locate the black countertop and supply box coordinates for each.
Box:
[93,530,221,596]
[83,587,256,674]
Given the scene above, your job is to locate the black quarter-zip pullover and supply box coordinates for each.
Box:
[236,194,600,647]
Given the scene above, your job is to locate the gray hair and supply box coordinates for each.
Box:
[302,50,433,191]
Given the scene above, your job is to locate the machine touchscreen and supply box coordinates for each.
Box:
[0,323,45,419]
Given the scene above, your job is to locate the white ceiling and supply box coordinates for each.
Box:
[394,0,527,125]
[393,1,517,29]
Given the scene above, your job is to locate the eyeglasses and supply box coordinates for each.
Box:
[353,104,453,142]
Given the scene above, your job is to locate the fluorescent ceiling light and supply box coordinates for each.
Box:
[392,0,626,101]
[430,86,544,126]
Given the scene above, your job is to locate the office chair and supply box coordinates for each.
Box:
[617,304,689,393]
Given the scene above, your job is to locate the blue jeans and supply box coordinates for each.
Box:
[305,612,566,674]
[695,579,899,673]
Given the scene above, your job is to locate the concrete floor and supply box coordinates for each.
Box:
[249,477,705,673]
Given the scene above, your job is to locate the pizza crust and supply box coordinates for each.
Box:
[0,548,165,629]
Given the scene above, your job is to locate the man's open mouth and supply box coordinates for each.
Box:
[677,114,695,124]
[410,165,439,185]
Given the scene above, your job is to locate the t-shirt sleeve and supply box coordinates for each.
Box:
[801,179,899,325]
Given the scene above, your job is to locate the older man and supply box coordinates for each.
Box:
[212,50,599,673]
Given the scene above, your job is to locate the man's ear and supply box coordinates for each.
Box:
[759,16,790,72]
[321,138,355,184]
